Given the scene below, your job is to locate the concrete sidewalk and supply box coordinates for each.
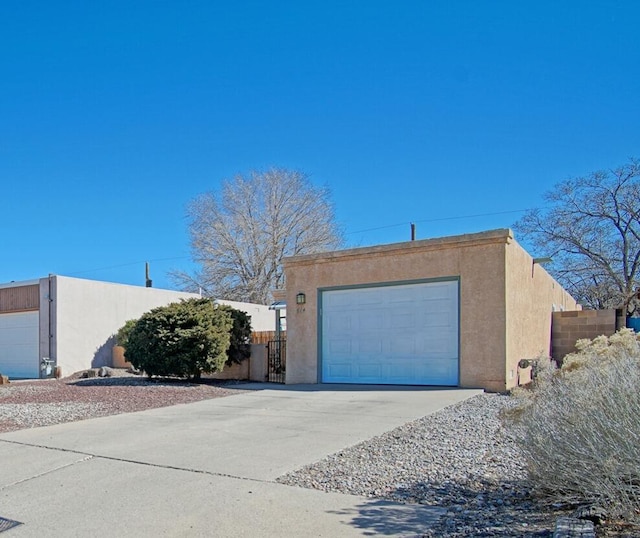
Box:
[0,384,481,537]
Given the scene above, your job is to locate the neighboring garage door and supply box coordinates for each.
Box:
[321,280,459,385]
[0,311,40,379]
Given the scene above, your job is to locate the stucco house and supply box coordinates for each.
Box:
[282,229,580,392]
[0,275,274,379]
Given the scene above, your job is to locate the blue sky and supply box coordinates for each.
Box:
[2,1,639,290]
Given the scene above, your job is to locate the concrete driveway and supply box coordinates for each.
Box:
[0,383,481,537]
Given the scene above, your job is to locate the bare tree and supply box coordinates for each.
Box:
[515,159,640,315]
[173,168,343,304]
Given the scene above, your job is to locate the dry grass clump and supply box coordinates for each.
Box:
[562,328,640,371]
[505,329,640,523]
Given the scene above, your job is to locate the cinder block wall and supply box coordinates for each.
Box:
[551,309,617,364]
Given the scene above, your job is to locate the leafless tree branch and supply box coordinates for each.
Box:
[515,159,640,315]
[171,168,344,304]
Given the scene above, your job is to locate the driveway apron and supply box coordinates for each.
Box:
[0,384,481,537]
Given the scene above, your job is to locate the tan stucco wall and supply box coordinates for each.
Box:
[284,229,579,392]
[504,240,581,388]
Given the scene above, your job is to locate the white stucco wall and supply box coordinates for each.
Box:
[215,299,276,332]
[51,276,200,376]
[2,276,280,378]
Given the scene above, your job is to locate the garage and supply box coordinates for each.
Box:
[0,311,40,379]
[284,229,582,391]
[320,280,459,385]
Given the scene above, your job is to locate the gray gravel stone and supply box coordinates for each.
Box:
[0,373,247,433]
[278,393,567,537]
[0,402,108,429]
[554,517,596,538]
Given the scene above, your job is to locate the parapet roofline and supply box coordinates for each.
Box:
[284,228,514,266]
[0,279,41,289]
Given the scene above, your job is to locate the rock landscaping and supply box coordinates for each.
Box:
[0,369,247,432]
[278,393,638,537]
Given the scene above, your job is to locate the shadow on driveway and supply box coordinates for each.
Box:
[330,499,446,536]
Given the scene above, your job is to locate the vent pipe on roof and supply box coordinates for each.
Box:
[410,222,416,241]
[145,262,152,288]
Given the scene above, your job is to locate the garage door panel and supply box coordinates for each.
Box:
[1,325,34,340]
[358,363,382,378]
[325,312,353,332]
[0,342,39,364]
[324,291,351,307]
[322,280,459,386]
[389,309,415,329]
[417,336,454,355]
[328,338,352,354]
[359,310,385,330]
[388,288,416,303]
[424,297,455,309]
[358,292,383,306]
[388,363,413,379]
[327,357,459,386]
[420,323,455,336]
[326,363,352,379]
[0,311,40,379]
[359,339,383,354]
[423,283,453,298]
[422,310,453,327]
[414,358,458,384]
[387,336,417,355]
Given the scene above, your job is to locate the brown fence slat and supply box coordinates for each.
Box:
[252,331,286,344]
[0,285,39,313]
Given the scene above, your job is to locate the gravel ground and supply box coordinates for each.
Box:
[0,369,248,433]
[278,393,637,537]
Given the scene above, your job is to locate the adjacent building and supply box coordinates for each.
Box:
[0,275,273,379]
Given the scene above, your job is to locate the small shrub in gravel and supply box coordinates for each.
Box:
[505,329,640,524]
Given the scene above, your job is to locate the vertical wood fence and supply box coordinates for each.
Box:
[251,331,286,344]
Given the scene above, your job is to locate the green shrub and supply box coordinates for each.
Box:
[216,305,252,366]
[115,319,138,348]
[125,298,233,380]
[505,329,640,522]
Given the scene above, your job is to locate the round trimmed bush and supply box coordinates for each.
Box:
[125,298,233,379]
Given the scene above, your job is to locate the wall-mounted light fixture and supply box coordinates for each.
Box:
[533,257,553,264]
[296,292,306,305]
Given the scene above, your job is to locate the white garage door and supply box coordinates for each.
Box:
[321,280,459,385]
[0,311,40,379]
